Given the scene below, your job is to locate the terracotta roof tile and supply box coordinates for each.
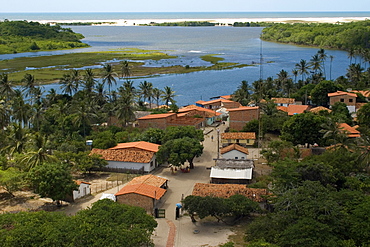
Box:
[115,183,166,199]
[127,174,168,187]
[199,98,236,105]
[328,91,357,98]
[220,144,249,155]
[178,105,220,117]
[339,123,361,138]
[352,90,370,98]
[221,132,256,140]
[286,105,310,115]
[90,148,155,163]
[192,183,267,202]
[138,113,176,120]
[309,106,332,113]
[110,141,160,152]
[75,180,91,185]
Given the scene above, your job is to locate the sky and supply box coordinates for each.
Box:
[1,0,370,13]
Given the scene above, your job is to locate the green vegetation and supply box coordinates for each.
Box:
[0,20,89,54]
[233,21,273,27]
[261,20,370,54]
[200,54,225,64]
[0,199,157,246]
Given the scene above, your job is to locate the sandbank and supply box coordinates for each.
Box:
[40,16,370,26]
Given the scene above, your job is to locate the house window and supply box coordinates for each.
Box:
[241,157,245,159]
[340,98,344,102]
[235,157,238,159]
[349,99,353,103]
[150,161,154,167]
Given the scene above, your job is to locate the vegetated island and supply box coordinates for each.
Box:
[261,20,370,54]
[140,21,273,27]
[1,49,251,84]
[0,20,89,54]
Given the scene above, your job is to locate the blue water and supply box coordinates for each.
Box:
[1,12,366,106]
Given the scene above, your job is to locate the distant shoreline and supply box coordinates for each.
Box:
[36,17,369,26]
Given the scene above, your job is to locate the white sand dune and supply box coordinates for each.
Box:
[40,16,369,26]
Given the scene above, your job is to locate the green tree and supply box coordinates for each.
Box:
[0,167,24,196]
[101,63,118,100]
[357,102,370,127]
[281,112,327,147]
[162,126,204,144]
[157,137,203,169]
[310,80,343,107]
[28,162,78,204]
[161,86,176,106]
[140,128,164,145]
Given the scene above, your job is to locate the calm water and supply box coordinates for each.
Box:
[1,12,365,106]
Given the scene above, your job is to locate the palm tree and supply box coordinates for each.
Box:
[276,70,290,94]
[0,99,10,131]
[101,64,118,100]
[309,54,322,74]
[295,59,311,83]
[317,48,327,77]
[116,90,136,126]
[120,60,131,80]
[0,73,15,100]
[60,72,78,97]
[21,133,57,171]
[139,81,153,108]
[329,55,334,80]
[21,73,37,100]
[348,47,355,65]
[72,101,98,137]
[83,68,97,95]
[346,63,364,86]
[2,123,29,156]
[152,88,162,107]
[292,69,299,83]
[161,86,176,106]
[11,89,31,127]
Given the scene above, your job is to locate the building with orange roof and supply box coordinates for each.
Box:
[328,91,357,113]
[227,106,260,131]
[220,143,249,160]
[285,105,311,116]
[115,183,166,214]
[196,98,241,110]
[309,106,332,114]
[115,174,168,214]
[221,132,256,147]
[137,112,205,129]
[339,123,361,138]
[178,105,222,125]
[192,183,267,203]
[90,141,161,172]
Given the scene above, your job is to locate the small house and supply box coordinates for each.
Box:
[220,143,249,159]
[228,106,260,131]
[73,180,91,201]
[210,159,254,184]
[221,132,256,147]
[328,91,357,113]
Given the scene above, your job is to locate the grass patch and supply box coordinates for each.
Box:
[200,54,225,64]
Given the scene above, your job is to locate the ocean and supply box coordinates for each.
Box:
[1,12,369,106]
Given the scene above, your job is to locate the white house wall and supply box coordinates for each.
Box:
[73,183,91,200]
[222,150,248,160]
[107,156,157,172]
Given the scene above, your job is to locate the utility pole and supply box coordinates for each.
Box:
[217,128,220,159]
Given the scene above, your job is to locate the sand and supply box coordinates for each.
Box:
[40,16,370,26]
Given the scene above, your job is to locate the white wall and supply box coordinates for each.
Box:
[73,183,91,200]
[222,150,248,160]
[106,156,157,172]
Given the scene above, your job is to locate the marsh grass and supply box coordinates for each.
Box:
[2,49,252,84]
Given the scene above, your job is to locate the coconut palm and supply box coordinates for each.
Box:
[317,48,327,77]
[72,101,98,137]
[101,64,118,100]
[11,89,31,127]
[161,86,176,106]
[329,55,334,81]
[120,60,131,80]
[295,59,311,83]
[60,71,79,97]
[21,73,37,100]
[0,73,15,100]
[152,88,162,107]
[309,54,322,74]
[139,81,153,108]
[83,68,97,95]
[116,90,136,126]
[2,123,29,156]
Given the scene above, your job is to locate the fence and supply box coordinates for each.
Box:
[91,167,145,174]
[91,180,125,194]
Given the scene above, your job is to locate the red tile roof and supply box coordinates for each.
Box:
[227,106,259,112]
[127,174,168,187]
[115,183,166,199]
[352,90,370,98]
[75,180,91,185]
[221,132,256,140]
[178,105,221,117]
[286,105,310,115]
[221,95,232,100]
[110,141,160,152]
[220,144,249,155]
[90,148,155,163]
[328,91,357,98]
[192,183,268,202]
[199,98,237,106]
[309,106,332,113]
[138,113,176,120]
[339,123,361,138]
